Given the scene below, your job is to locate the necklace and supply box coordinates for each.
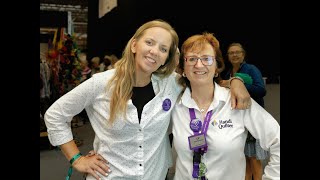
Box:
[193,98,211,114]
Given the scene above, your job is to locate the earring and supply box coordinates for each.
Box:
[215,73,219,77]
[182,72,186,77]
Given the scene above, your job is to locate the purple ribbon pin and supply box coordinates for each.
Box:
[162,98,171,111]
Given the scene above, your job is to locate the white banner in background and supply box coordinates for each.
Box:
[99,0,118,18]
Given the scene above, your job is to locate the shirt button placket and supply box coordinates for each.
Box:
[137,128,144,173]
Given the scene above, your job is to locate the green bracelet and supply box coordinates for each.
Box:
[66,152,82,180]
[69,152,82,165]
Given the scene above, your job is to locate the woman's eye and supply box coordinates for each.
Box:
[189,57,197,61]
[161,48,168,53]
[146,40,152,45]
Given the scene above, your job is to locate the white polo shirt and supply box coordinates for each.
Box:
[45,69,182,180]
[171,83,280,180]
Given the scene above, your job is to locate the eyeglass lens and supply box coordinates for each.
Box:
[185,56,214,66]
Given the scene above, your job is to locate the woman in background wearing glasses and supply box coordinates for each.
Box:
[170,33,279,180]
[220,43,268,180]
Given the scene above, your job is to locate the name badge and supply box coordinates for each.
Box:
[188,133,207,150]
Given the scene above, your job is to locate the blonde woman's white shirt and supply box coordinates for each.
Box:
[44,69,182,180]
[172,83,280,180]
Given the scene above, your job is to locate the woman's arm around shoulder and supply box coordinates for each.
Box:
[229,78,251,110]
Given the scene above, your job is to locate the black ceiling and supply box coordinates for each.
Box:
[86,0,280,77]
[40,0,88,7]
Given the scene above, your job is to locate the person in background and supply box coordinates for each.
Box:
[77,52,92,125]
[44,19,250,180]
[100,55,111,71]
[78,52,92,82]
[171,32,279,180]
[99,54,119,72]
[219,42,267,180]
[106,54,119,70]
[90,56,101,75]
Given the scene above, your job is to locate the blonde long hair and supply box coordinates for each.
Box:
[106,19,179,124]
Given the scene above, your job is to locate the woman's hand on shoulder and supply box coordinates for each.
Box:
[229,79,251,110]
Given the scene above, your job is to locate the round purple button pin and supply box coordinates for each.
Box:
[162,98,171,111]
[190,118,202,132]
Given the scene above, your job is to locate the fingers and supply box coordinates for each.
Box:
[89,154,111,173]
[73,152,111,179]
[246,99,252,109]
[229,78,251,110]
[229,90,251,110]
[236,100,246,110]
[95,156,111,174]
[244,97,252,109]
[86,151,108,164]
[86,168,102,180]
[235,97,251,110]
[96,153,109,164]
[86,157,111,180]
[231,93,236,110]
[91,163,111,178]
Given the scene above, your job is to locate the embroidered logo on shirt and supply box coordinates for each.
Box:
[212,119,233,129]
[212,119,218,126]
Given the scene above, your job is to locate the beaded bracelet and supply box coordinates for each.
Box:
[66,152,82,180]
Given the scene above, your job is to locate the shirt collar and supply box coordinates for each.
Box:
[150,73,161,95]
[179,82,229,110]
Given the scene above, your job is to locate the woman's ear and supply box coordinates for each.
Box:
[131,39,137,53]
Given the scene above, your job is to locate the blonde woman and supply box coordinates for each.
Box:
[44,20,250,180]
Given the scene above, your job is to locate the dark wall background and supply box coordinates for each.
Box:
[40,11,68,43]
[40,11,68,28]
[89,0,280,80]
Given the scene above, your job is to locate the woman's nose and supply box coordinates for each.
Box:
[195,59,205,67]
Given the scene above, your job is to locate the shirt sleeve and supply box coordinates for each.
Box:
[44,75,97,146]
[243,99,280,180]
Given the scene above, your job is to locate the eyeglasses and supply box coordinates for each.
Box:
[184,56,215,66]
[227,51,243,56]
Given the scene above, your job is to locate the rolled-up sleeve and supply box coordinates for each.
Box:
[44,76,96,146]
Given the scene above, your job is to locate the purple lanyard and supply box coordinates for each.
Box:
[189,108,213,136]
[189,108,212,180]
